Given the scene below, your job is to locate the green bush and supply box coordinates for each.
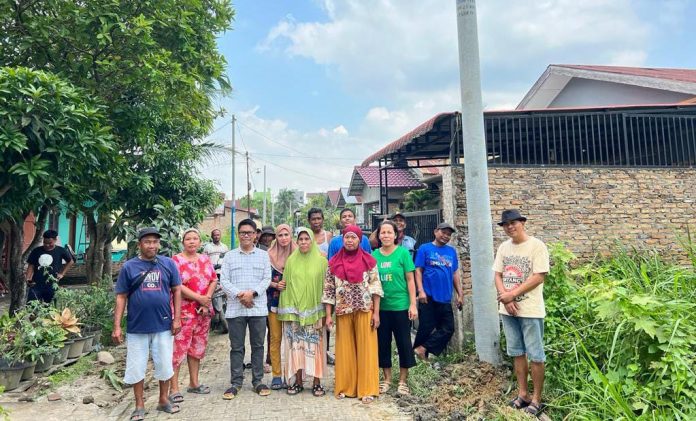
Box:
[544,243,696,420]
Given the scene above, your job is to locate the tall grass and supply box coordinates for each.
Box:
[544,242,696,420]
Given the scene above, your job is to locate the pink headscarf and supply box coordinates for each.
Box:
[267,224,297,273]
[328,224,376,284]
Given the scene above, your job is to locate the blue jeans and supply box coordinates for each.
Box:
[501,315,545,363]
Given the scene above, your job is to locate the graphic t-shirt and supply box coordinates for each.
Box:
[414,243,459,304]
[27,246,73,288]
[115,256,182,334]
[493,236,550,318]
[372,246,416,311]
[327,234,372,259]
[172,254,216,318]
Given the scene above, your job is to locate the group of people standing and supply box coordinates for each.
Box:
[111,206,549,420]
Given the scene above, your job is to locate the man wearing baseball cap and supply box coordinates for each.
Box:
[493,209,549,417]
[25,229,74,303]
[412,222,463,360]
[113,227,183,419]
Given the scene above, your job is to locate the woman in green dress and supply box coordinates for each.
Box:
[277,228,328,397]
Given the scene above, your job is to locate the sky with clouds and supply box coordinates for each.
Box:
[201,0,696,199]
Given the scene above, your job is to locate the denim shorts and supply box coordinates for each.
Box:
[124,330,174,384]
[501,315,546,363]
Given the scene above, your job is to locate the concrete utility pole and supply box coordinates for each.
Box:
[262,165,267,224]
[455,0,501,365]
[271,194,275,226]
[230,115,236,249]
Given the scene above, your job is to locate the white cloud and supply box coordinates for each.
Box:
[202,108,369,194]
[332,125,349,135]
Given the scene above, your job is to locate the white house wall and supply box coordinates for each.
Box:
[550,78,692,108]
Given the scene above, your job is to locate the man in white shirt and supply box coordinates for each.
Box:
[493,209,549,417]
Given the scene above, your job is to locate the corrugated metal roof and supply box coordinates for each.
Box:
[361,112,457,166]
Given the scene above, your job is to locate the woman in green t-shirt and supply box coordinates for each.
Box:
[371,220,417,395]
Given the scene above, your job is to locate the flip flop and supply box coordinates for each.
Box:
[186,384,211,394]
[509,396,531,410]
[129,408,145,421]
[379,381,391,394]
[397,382,410,396]
[271,377,283,390]
[525,402,547,417]
[222,386,238,400]
[255,383,271,396]
[361,395,375,404]
[168,392,184,403]
[156,402,180,414]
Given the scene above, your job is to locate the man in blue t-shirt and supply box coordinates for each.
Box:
[113,227,182,419]
[413,222,463,360]
[327,208,371,259]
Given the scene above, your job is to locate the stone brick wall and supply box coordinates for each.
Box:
[443,165,696,295]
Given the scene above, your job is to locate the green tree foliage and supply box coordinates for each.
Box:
[402,188,440,212]
[0,67,118,313]
[0,0,234,282]
[273,188,302,226]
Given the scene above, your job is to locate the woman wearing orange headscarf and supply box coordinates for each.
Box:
[266,224,297,389]
[322,225,383,404]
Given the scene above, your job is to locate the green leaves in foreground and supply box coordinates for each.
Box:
[544,242,696,420]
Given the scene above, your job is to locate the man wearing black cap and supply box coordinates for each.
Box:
[493,209,549,417]
[368,212,416,255]
[256,225,275,251]
[412,222,463,360]
[112,227,183,418]
[25,229,74,303]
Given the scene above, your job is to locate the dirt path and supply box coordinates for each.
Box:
[2,332,412,421]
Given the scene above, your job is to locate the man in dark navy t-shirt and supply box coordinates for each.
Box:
[113,227,182,418]
[412,222,463,360]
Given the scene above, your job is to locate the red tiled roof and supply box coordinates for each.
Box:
[361,112,458,166]
[326,190,341,207]
[353,166,422,188]
[557,65,696,84]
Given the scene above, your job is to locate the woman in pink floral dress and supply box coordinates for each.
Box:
[169,228,217,403]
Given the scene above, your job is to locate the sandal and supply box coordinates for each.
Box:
[168,392,184,403]
[312,383,325,397]
[156,402,180,414]
[271,377,283,390]
[361,395,375,404]
[255,384,271,396]
[186,384,211,394]
[524,402,546,417]
[397,382,410,396]
[509,396,531,410]
[287,383,304,395]
[336,392,346,400]
[222,386,238,400]
[129,408,145,421]
[379,381,391,394]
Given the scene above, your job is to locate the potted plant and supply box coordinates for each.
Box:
[0,315,27,391]
[80,282,114,350]
[51,308,85,359]
[13,302,66,373]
